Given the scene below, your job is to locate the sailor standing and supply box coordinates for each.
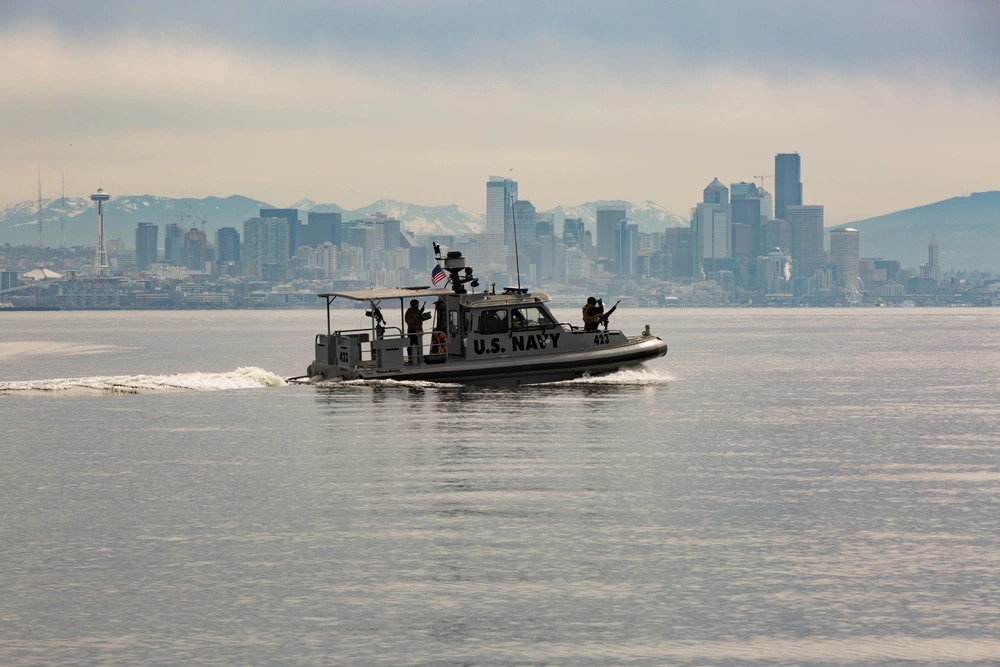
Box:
[582,297,604,332]
[404,299,427,359]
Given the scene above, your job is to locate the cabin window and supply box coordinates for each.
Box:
[511,306,554,329]
[478,309,508,334]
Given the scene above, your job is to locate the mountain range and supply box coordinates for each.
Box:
[2,191,998,272]
[829,191,1000,273]
[0,195,686,248]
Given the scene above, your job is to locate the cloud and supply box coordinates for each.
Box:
[6,0,999,85]
[1,1,998,223]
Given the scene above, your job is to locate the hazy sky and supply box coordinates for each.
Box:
[3,0,998,225]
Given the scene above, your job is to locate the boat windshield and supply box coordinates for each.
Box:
[511,306,555,329]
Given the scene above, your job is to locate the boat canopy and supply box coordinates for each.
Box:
[316,286,454,302]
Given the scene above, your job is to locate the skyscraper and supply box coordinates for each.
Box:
[774,153,802,220]
[183,227,207,271]
[663,227,691,278]
[596,205,626,267]
[164,223,184,265]
[485,177,517,271]
[509,199,537,248]
[703,178,729,210]
[829,227,860,288]
[562,218,585,247]
[691,202,730,264]
[260,208,300,258]
[618,222,640,276]
[786,204,824,280]
[690,178,730,275]
[135,222,158,271]
[730,182,764,259]
[486,177,517,236]
[922,234,941,280]
[215,227,241,264]
[302,211,343,248]
[243,216,290,279]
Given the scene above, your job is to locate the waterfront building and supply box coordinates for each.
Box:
[829,227,860,288]
[758,247,792,294]
[874,259,901,282]
[786,205,824,280]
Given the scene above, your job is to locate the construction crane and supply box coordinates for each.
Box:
[754,175,773,189]
[185,201,208,232]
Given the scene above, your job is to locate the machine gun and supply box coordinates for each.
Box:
[599,299,621,330]
[365,305,386,337]
[365,305,385,325]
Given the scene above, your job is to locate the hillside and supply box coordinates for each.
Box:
[834,191,1000,272]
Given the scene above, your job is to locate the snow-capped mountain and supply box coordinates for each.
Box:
[0,194,687,247]
[545,200,689,234]
[303,199,484,236]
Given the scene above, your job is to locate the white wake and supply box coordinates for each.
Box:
[0,366,287,395]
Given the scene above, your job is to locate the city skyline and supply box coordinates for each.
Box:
[2,1,998,226]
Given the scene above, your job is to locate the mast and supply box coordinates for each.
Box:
[510,190,521,290]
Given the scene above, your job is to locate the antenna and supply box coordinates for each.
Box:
[510,191,521,290]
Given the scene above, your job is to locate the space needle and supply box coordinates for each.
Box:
[90,187,110,275]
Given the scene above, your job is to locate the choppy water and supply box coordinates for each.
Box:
[2,308,999,665]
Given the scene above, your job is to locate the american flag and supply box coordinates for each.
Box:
[431,264,446,285]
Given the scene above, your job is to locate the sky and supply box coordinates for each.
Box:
[2,0,999,225]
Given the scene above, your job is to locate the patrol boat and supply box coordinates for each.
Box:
[303,248,667,386]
